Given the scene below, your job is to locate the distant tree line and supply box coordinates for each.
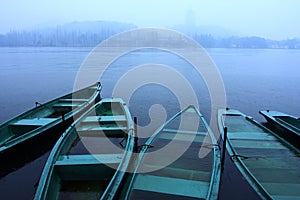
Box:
[0,21,299,49]
[0,30,115,46]
[0,21,137,47]
[194,34,300,49]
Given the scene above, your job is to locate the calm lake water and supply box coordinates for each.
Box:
[0,47,299,199]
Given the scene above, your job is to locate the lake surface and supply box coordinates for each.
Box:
[0,47,299,199]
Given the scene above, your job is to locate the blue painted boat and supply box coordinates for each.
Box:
[0,82,102,177]
[218,108,300,200]
[260,110,300,148]
[122,105,221,200]
[0,83,101,153]
[34,98,135,200]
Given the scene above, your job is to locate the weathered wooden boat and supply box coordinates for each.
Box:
[260,110,300,149]
[0,82,101,165]
[218,108,300,200]
[34,98,135,200]
[121,105,221,200]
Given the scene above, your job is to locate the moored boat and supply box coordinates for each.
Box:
[34,98,135,200]
[0,82,101,176]
[260,110,300,149]
[218,108,300,199]
[121,105,221,200]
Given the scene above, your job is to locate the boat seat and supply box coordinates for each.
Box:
[262,182,300,198]
[82,115,126,123]
[228,132,277,141]
[11,118,56,126]
[77,127,127,138]
[55,154,123,166]
[142,164,211,181]
[77,125,127,132]
[162,129,208,136]
[230,139,287,149]
[133,174,209,199]
[58,99,88,102]
[52,102,82,108]
[159,132,206,143]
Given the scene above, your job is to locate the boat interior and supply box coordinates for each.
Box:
[126,107,217,200]
[44,101,130,199]
[222,112,300,199]
[0,90,96,146]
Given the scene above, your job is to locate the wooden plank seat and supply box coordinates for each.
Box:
[163,128,208,136]
[227,132,277,141]
[11,118,56,126]
[133,174,209,199]
[82,115,126,123]
[53,102,82,108]
[77,126,127,132]
[58,99,89,103]
[159,132,206,142]
[262,182,300,197]
[142,164,211,181]
[55,154,123,166]
[77,126,128,137]
[76,131,127,138]
[54,154,122,181]
[230,139,287,149]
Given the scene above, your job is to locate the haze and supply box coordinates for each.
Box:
[1,0,299,40]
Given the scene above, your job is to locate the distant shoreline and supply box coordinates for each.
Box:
[0,21,299,49]
[0,45,299,50]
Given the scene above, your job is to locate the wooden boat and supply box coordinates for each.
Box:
[0,82,101,158]
[260,110,300,148]
[218,108,300,200]
[34,98,135,200]
[121,105,221,200]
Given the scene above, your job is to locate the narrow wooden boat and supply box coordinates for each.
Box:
[260,110,300,148]
[218,108,300,200]
[34,98,135,200]
[0,82,102,158]
[121,105,221,200]
[0,82,102,177]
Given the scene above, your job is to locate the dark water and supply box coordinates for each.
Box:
[0,47,299,199]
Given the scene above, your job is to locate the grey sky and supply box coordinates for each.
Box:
[1,0,299,39]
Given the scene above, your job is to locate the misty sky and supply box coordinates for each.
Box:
[1,0,299,40]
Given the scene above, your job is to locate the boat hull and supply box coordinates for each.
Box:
[34,98,135,200]
[260,110,300,149]
[122,105,221,200]
[219,108,300,199]
[0,83,102,177]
